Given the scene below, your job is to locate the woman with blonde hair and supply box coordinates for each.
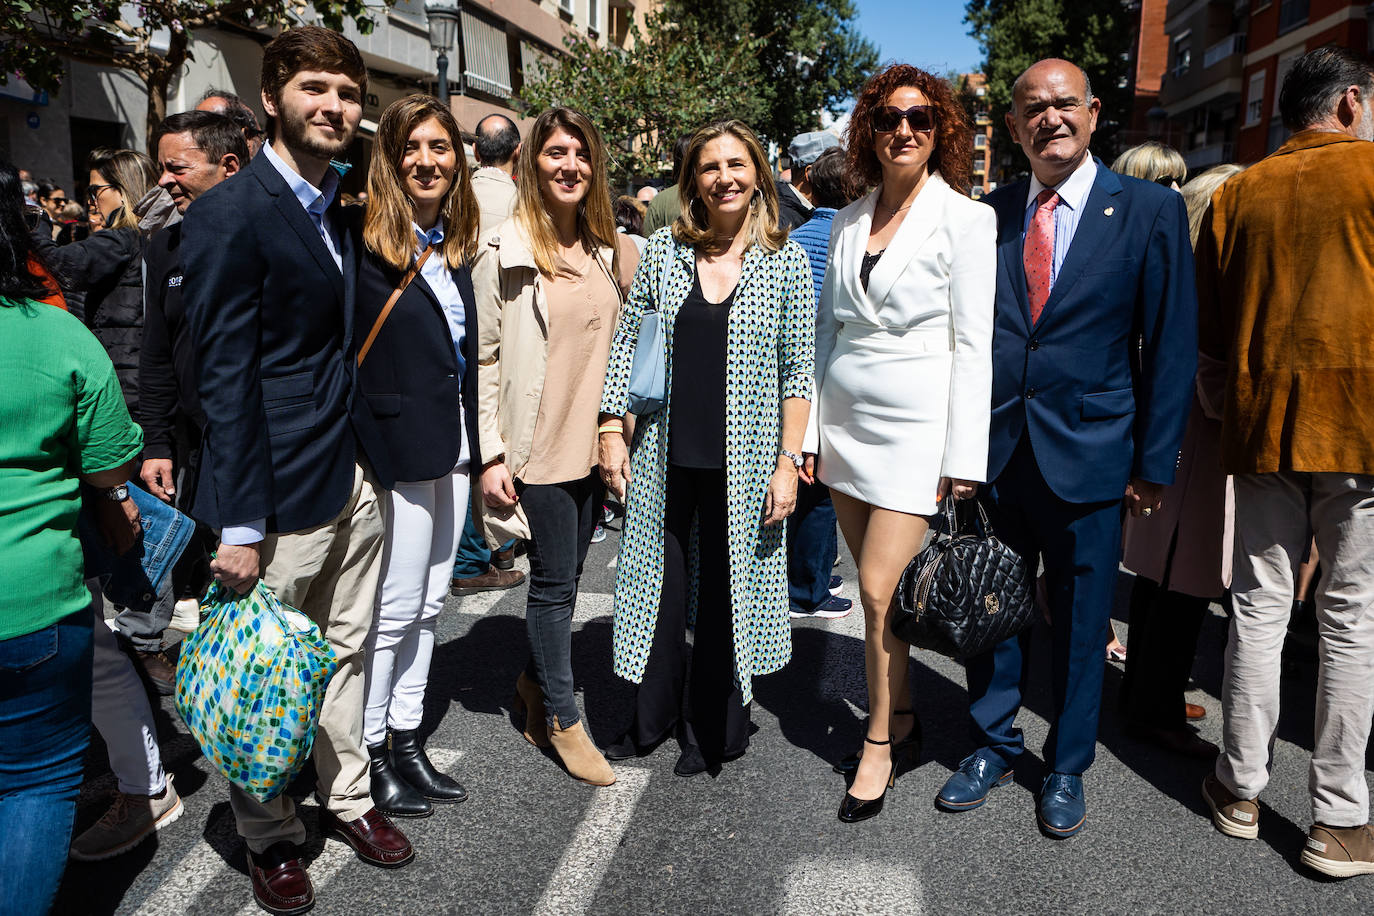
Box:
[598,119,815,778]
[1117,162,1245,758]
[475,106,637,786]
[355,94,482,816]
[1111,140,1188,190]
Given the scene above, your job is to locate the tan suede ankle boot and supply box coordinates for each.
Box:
[513,671,551,748]
[549,717,616,786]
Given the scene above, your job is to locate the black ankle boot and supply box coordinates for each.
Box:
[390,729,468,803]
[368,741,432,818]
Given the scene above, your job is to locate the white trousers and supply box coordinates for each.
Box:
[363,461,470,747]
[91,586,167,797]
[1217,471,1374,827]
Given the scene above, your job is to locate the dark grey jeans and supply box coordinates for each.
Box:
[518,472,604,728]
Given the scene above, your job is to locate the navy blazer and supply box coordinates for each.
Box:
[181,152,392,533]
[355,246,480,482]
[983,161,1197,504]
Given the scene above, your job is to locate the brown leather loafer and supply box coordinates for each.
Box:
[247,841,313,915]
[451,566,526,596]
[321,807,414,868]
[1185,703,1207,720]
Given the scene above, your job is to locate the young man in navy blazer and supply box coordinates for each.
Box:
[935,59,1197,838]
[180,26,407,915]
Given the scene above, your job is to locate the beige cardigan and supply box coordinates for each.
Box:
[472,217,631,546]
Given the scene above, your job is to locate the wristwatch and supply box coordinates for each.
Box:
[104,484,130,502]
[779,449,804,469]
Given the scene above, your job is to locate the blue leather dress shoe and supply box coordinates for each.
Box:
[1037,773,1086,838]
[934,753,1014,812]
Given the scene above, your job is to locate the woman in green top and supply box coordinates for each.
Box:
[0,158,143,915]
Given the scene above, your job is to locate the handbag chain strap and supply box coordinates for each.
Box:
[357,245,434,367]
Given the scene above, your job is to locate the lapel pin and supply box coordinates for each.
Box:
[1104,206,1115,217]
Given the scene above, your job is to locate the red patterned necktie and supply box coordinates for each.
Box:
[1024,188,1060,325]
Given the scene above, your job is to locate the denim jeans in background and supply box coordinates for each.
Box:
[453,502,514,578]
[0,602,95,915]
[787,481,837,613]
[518,473,604,728]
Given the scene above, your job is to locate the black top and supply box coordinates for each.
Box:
[860,248,885,292]
[669,271,736,469]
[139,223,206,461]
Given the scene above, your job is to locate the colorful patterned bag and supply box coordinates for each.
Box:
[175,580,337,802]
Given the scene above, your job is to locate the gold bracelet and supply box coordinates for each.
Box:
[597,423,624,435]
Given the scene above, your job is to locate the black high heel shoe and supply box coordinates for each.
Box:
[833,709,922,775]
[838,736,898,823]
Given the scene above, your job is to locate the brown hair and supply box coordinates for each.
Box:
[260,26,367,134]
[673,119,787,253]
[88,148,157,231]
[364,95,479,270]
[846,64,973,195]
[513,107,619,280]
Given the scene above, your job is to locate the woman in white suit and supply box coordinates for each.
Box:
[804,64,995,822]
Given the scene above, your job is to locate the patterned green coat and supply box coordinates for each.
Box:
[599,229,816,704]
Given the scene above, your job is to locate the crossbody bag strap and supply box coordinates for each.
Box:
[357,245,434,367]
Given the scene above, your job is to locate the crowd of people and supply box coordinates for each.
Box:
[2,23,1373,915]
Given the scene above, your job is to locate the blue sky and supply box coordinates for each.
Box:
[852,0,984,75]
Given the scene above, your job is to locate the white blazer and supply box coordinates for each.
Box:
[807,172,996,507]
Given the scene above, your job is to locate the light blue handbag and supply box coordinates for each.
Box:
[626,243,674,415]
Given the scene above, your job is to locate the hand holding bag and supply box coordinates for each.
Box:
[625,241,675,415]
[890,498,1035,660]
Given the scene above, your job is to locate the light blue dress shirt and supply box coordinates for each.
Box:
[1022,155,1097,290]
[222,145,343,546]
[413,223,465,363]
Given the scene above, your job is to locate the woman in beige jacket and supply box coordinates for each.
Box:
[473,107,637,786]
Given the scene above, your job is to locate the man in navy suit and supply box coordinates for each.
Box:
[934,59,1197,838]
[181,26,408,915]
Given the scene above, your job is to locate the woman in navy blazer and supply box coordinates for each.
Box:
[354,96,480,819]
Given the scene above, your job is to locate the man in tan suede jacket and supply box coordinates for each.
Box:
[1196,45,1374,879]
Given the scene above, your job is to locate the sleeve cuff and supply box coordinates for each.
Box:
[221,520,266,545]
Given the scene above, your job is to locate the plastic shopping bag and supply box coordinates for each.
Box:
[175,580,338,802]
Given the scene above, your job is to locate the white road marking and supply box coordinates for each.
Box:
[131,805,241,916]
[531,767,651,916]
[780,857,922,915]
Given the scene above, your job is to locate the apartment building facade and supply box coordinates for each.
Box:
[1156,0,1370,169]
[2,0,652,192]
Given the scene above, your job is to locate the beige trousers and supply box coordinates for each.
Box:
[1217,471,1374,827]
[230,463,385,852]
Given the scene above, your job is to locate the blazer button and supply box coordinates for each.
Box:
[1028,339,1040,350]
[1025,388,1037,399]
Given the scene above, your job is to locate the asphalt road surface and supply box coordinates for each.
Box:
[57,521,1373,915]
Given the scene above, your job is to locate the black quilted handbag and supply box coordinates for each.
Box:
[890,498,1035,660]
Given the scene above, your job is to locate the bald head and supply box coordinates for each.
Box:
[1011,59,1092,115]
[474,113,520,171]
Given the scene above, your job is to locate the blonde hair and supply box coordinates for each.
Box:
[1110,141,1188,186]
[1182,163,1245,249]
[673,119,787,253]
[88,148,156,231]
[513,107,619,280]
[364,96,479,270]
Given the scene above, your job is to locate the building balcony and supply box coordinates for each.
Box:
[1203,33,1245,69]
[1183,140,1234,169]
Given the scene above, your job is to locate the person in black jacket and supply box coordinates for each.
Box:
[354,95,481,819]
[180,27,410,914]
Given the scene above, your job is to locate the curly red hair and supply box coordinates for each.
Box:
[846,64,973,195]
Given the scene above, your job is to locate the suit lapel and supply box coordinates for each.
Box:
[836,191,876,323]
[1036,164,1123,328]
[865,174,946,309]
[994,180,1033,332]
[338,204,357,346]
[254,155,346,306]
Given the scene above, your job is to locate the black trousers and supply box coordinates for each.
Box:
[626,464,749,763]
[1118,575,1210,729]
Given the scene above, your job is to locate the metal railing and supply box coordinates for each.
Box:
[1203,33,1245,69]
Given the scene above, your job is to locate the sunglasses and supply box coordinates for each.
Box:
[1153,175,1183,187]
[86,183,114,201]
[45,196,67,206]
[871,105,936,134]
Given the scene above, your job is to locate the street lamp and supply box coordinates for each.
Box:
[426,1,461,107]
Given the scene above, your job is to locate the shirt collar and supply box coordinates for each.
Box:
[262,140,339,217]
[786,181,815,211]
[413,222,445,251]
[1026,154,1097,212]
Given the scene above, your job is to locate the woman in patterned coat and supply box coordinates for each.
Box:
[597,120,816,777]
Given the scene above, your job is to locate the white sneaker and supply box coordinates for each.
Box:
[69,777,184,861]
[168,598,201,633]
